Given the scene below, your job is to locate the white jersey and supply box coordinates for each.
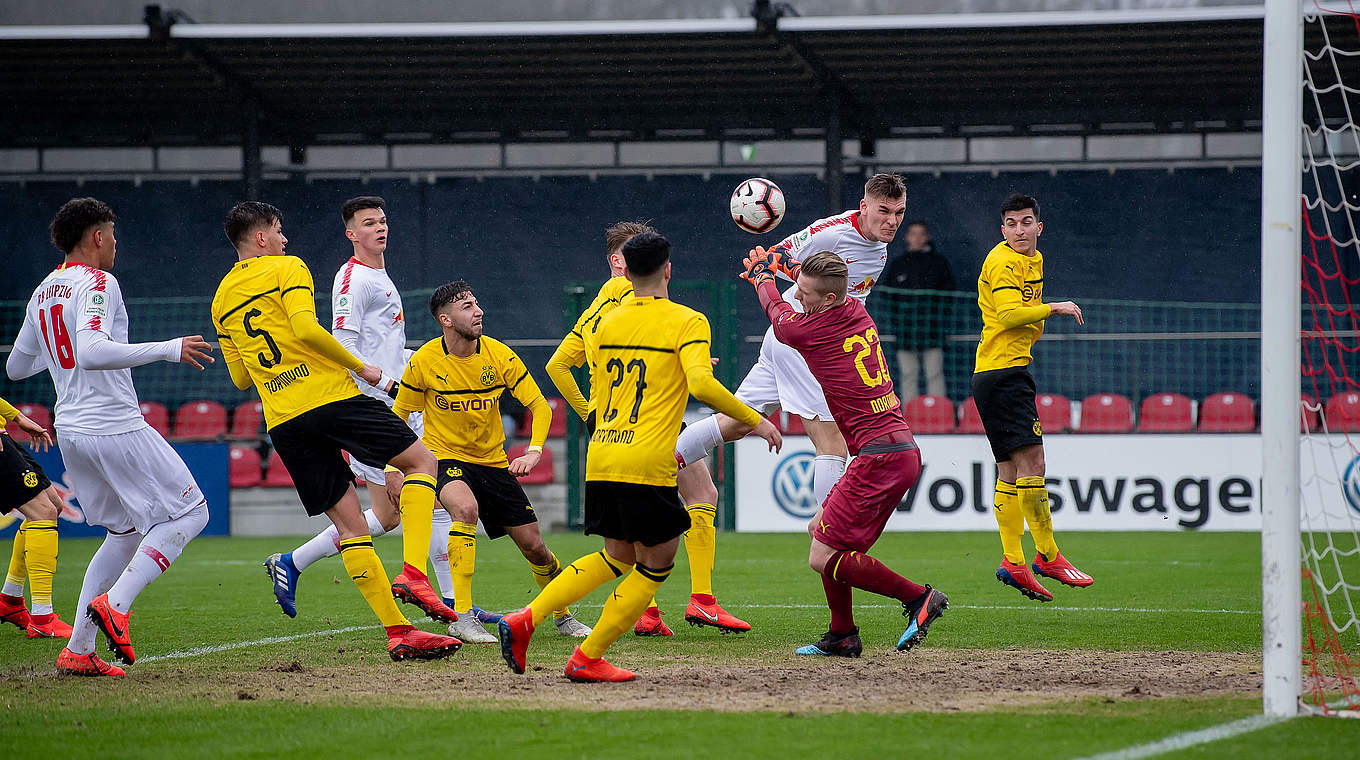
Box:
[331,256,407,405]
[13,263,157,437]
[769,209,888,310]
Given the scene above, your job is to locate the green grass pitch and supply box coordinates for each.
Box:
[1,530,1356,758]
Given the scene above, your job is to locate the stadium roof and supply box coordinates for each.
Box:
[0,5,1311,149]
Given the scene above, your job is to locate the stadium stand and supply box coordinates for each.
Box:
[229,400,265,440]
[262,450,294,487]
[139,401,171,438]
[1137,392,1195,432]
[172,400,228,441]
[229,446,263,488]
[957,397,986,433]
[1324,392,1360,432]
[516,397,569,439]
[508,443,554,484]
[1199,392,1255,432]
[1036,393,1071,434]
[1079,393,1134,433]
[902,395,956,434]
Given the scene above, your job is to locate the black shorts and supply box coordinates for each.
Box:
[436,458,536,539]
[0,434,51,514]
[584,480,689,547]
[269,395,420,516]
[972,366,1043,462]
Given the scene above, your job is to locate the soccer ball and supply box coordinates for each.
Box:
[730,178,786,234]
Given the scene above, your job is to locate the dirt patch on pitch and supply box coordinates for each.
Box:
[217,648,1262,713]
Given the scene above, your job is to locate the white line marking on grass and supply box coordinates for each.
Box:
[556,602,1257,615]
[138,625,374,664]
[1071,714,1289,760]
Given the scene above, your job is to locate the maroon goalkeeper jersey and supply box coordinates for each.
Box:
[755,279,910,454]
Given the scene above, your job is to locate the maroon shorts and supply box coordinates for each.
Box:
[814,445,922,552]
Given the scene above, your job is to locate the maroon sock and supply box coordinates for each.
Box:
[829,550,926,605]
[820,574,856,634]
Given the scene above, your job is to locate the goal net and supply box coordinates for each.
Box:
[1295,3,1360,717]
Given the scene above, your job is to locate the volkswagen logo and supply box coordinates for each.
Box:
[771,452,818,518]
[1343,455,1360,516]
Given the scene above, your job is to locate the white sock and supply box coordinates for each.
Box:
[813,455,848,507]
[675,415,725,467]
[430,508,454,599]
[106,503,209,614]
[2,580,23,597]
[292,509,386,572]
[68,531,142,655]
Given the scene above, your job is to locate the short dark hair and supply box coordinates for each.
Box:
[50,197,115,254]
[429,280,474,318]
[621,231,670,277]
[906,220,928,231]
[342,196,385,224]
[225,201,283,248]
[864,173,906,201]
[605,220,656,256]
[1000,193,1040,221]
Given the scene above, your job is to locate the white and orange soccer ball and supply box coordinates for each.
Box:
[729,177,786,234]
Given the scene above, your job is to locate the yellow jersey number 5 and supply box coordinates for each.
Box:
[601,357,648,424]
[843,328,891,388]
[243,308,284,369]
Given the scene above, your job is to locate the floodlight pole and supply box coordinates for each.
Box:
[1259,0,1303,718]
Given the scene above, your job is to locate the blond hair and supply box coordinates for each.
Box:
[800,251,848,299]
[864,173,906,201]
[605,220,657,256]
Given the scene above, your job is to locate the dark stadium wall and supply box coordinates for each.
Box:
[1,167,1260,343]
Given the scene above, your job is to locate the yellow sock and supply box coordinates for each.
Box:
[579,562,672,659]
[5,521,28,592]
[529,551,571,618]
[339,537,409,628]
[994,481,1025,564]
[399,473,437,572]
[684,503,716,596]
[23,520,57,611]
[529,551,631,627]
[447,521,477,614]
[1017,476,1059,559]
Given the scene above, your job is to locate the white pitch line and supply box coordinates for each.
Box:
[138,625,375,664]
[1071,714,1290,760]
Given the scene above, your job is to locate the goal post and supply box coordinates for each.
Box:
[1260,0,1303,719]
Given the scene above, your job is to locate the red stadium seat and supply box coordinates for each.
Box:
[4,402,51,443]
[1036,393,1071,434]
[1200,392,1255,432]
[1325,392,1360,432]
[1302,394,1321,433]
[229,400,265,439]
[173,400,228,440]
[957,397,986,433]
[139,401,171,437]
[262,450,294,487]
[515,397,569,439]
[902,395,955,434]
[507,443,554,484]
[229,446,262,488]
[1138,393,1194,432]
[1079,393,1134,433]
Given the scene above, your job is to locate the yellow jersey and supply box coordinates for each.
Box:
[394,335,549,467]
[974,242,1051,373]
[584,296,762,487]
[547,276,633,420]
[0,396,19,423]
[212,255,360,428]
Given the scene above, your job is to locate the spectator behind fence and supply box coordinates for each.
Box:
[882,221,955,400]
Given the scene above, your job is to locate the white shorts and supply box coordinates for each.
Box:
[60,425,204,534]
[349,411,423,484]
[735,326,833,421]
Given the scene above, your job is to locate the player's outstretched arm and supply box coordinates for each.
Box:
[545,338,589,421]
[74,330,215,372]
[6,319,46,381]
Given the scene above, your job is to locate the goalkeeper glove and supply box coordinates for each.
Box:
[740,247,780,286]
